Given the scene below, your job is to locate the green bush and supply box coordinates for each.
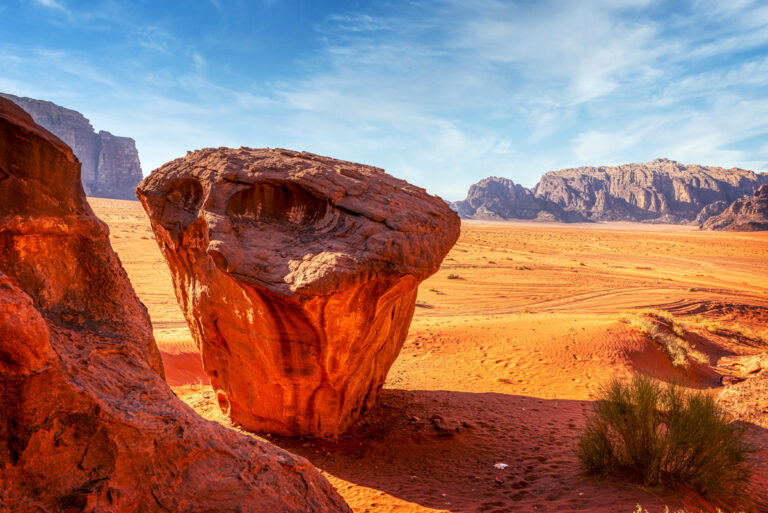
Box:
[577,375,752,498]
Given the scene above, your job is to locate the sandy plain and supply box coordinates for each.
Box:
[91,197,768,513]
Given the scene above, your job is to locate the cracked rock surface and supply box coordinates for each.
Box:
[138,147,459,437]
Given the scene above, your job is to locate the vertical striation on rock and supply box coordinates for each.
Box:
[94,130,143,198]
[533,158,768,223]
[137,147,460,437]
[455,159,768,223]
[0,92,143,200]
[0,97,350,512]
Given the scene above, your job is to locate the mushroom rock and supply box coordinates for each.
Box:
[137,147,460,437]
[0,97,350,512]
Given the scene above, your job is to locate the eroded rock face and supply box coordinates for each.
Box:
[694,200,729,225]
[138,148,460,437]
[0,98,350,512]
[454,176,586,222]
[0,92,143,200]
[533,158,768,222]
[94,130,143,199]
[702,185,768,231]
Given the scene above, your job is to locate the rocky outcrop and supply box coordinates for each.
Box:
[0,98,350,512]
[94,130,143,198]
[701,185,768,231]
[0,92,143,200]
[138,147,460,437]
[454,176,586,222]
[456,159,768,223]
[533,158,768,223]
[694,201,729,225]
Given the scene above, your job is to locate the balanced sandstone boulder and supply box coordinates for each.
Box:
[137,147,460,437]
[0,97,350,512]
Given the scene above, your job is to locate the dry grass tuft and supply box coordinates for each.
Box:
[578,375,752,499]
[620,310,707,368]
[688,316,767,346]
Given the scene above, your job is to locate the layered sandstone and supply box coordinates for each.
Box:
[702,185,768,231]
[138,148,460,437]
[0,92,143,199]
[0,98,350,512]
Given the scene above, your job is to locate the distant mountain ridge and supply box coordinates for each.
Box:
[453,176,587,222]
[456,158,768,223]
[0,92,143,200]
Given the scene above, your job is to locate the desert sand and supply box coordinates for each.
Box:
[91,197,768,513]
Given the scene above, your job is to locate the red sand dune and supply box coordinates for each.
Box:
[92,198,768,513]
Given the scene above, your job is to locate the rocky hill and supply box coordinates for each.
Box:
[0,95,350,513]
[0,92,142,199]
[453,177,585,222]
[701,185,768,231]
[457,159,768,223]
[694,200,729,225]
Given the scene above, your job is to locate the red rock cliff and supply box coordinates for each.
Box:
[0,97,350,512]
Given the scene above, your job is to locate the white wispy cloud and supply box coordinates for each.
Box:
[34,0,68,12]
[3,0,766,198]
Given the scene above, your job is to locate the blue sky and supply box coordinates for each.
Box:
[1,0,767,199]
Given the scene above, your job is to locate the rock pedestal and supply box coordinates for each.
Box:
[138,148,460,437]
[0,98,350,512]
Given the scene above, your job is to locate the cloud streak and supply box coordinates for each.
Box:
[1,0,766,199]
[34,0,68,12]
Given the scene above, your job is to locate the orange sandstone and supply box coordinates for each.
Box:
[0,97,350,513]
[137,148,459,436]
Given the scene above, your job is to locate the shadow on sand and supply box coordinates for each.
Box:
[268,389,766,513]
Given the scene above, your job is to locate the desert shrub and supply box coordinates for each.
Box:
[447,273,461,280]
[577,375,752,498]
